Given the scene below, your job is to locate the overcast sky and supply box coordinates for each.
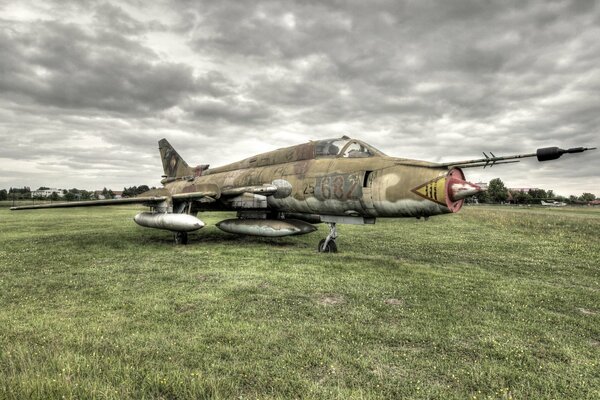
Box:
[1,0,598,196]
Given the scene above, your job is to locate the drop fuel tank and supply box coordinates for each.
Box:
[134,212,205,232]
[216,219,317,237]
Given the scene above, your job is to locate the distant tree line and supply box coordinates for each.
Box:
[473,178,596,204]
[100,187,114,199]
[122,185,150,197]
[63,188,92,201]
[1,187,32,200]
[96,185,154,199]
[0,185,155,202]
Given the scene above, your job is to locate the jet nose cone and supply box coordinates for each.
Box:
[449,179,483,201]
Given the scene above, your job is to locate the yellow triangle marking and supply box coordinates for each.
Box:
[411,176,447,206]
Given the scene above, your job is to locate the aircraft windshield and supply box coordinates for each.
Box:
[314,139,349,157]
[314,138,385,158]
[341,141,374,158]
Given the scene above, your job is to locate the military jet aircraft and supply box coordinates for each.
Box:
[11,137,595,252]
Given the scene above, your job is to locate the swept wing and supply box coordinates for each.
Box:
[10,196,168,210]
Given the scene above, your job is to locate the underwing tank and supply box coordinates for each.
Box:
[216,219,317,237]
[134,212,205,232]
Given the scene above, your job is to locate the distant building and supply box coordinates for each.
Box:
[475,182,488,190]
[31,188,64,198]
[509,187,540,193]
[589,200,600,206]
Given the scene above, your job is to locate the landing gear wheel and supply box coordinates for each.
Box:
[318,222,338,253]
[318,238,338,253]
[174,232,188,245]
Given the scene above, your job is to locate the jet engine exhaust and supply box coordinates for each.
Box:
[448,179,483,201]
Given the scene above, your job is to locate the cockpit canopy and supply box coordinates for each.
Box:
[314,137,386,158]
[206,136,387,174]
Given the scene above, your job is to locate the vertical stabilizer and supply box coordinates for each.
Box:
[159,138,193,178]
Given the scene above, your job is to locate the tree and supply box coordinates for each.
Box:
[473,188,490,203]
[101,187,114,199]
[50,192,60,201]
[555,195,567,203]
[0,189,7,201]
[9,187,31,194]
[580,193,596,202]
[511,190,532,204]
[64,192,77,201]
[8,187,31,199]
[487,178,509,203]
[528,189,547,200]
[123,185,151,197]
[137,185,150,194]
[568,195,578,204]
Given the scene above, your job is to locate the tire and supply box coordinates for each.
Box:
[175,232,188,245]
[318,239,338,253]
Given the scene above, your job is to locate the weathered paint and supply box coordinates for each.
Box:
[216,219,317,237]
[159,139,465,220]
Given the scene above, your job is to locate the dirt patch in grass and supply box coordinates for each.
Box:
[384,298,404,306]
[317,294,345,306]
[577,307,597,316]
[174,303,198,314]
[196,274,221,283]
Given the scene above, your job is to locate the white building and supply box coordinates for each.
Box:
[31,188,65,198]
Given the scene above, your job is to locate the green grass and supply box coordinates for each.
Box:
[0,205,598,399]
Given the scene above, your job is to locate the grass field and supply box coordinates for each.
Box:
[0,205,598,399]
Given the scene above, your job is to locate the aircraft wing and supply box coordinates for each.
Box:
[424,146,596,169]
[9,183,284,211]
[10,196,168,210]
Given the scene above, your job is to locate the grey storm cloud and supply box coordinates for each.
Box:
[0,20,196,114]
[183,97,275,125]
[93,2,167,34]
[0,0,598,195]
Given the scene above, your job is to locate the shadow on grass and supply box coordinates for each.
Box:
[59,227,311,249]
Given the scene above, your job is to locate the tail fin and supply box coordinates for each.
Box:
[159,138,194,178]
[159,138,209,179]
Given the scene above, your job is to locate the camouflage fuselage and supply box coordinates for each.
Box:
[163,154,460,219]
